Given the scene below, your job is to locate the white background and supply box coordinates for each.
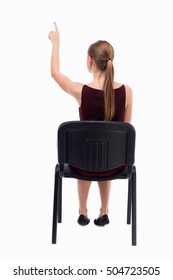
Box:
[0,0,173,276]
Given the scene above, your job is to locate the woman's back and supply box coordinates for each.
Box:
[79,84,126,121]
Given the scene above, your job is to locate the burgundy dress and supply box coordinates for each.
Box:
[71,84,126,177]
[79,84,126,122]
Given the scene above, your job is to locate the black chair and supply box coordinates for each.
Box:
[52,121,137,245]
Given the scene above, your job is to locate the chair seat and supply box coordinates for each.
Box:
[58,163,133,181]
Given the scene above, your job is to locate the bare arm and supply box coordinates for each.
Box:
[123,85,133,123]
[48,24,83,105]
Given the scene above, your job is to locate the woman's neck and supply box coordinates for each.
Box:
[90,72,105,89]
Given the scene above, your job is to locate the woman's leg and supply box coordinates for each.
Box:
[77,179,92,217]
[97,180,111,217]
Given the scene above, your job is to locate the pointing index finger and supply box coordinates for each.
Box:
[54,22,58,31]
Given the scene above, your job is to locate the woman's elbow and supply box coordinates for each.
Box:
[51,71,57,80]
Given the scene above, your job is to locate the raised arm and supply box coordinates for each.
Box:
[48,24,83,105]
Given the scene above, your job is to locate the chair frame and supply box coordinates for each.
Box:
[51,121,137,246]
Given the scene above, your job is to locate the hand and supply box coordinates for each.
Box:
[48,22,60,45]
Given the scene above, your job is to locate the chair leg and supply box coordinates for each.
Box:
[127,178,132,224]
[52,169,59,244]
[132,166,137,246]
[58,177,62,223]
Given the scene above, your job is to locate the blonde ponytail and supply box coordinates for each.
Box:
[103,59,115,120]
[88,40,115,120]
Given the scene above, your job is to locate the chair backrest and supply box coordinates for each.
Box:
[57,121,136,171]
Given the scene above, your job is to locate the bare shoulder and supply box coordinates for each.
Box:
[124,84,132,98]
[114,81,132,98]
[113,81,123,89]
[124,84,133,107]
[68,82,84,105]
[124,84,132,93]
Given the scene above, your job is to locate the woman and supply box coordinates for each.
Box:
[48,23,133,227]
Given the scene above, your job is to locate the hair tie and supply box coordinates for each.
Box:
[107,58,112,62]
